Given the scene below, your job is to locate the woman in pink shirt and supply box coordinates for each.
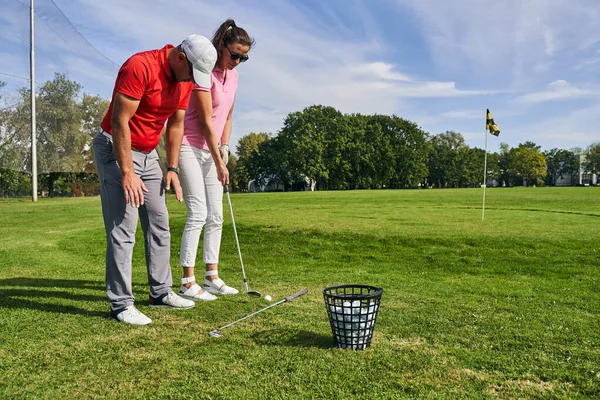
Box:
[177,19,254,301]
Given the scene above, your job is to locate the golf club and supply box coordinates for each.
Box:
[224,184,261,298]
[209,288,309,338]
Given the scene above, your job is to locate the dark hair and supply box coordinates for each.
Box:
[212,19,255,65]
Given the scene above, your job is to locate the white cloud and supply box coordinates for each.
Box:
[3,0,598,152]
[521,102,600,147]
[533,62,553,73]
[575,57,600,70]
[0,52,29,79]
[515,80,597,104]
[60,56,118,92]
[441,110,481,119]
[347,62,413,82]
[396,0,600,86]
[460,131,486,143]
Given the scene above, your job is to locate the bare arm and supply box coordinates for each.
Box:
[191,90,229,185]
[164,109,186,201]
[221,100,234,147]
[111,92,147,207]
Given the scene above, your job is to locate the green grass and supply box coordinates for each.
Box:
[1,187,599,399]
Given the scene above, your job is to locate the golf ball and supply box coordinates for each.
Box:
[264,295,272,301]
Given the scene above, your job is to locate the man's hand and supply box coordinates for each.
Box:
[122,171,148,208]
[165,171,183,202]
[219,144,229,166]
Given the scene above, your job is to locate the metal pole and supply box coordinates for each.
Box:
[30,0,37,202]
[482,119,488,221]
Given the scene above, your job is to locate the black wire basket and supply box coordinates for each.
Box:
[323,284,383,350]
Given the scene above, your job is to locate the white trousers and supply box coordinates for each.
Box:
[179,144,224,266]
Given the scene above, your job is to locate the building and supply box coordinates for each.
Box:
[555,154,597,186]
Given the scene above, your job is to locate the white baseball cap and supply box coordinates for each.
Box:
[181,34,217,87]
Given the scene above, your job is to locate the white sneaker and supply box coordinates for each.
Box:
[149,291,195,309]
[179,283,217,301]
[110,305,152,326]
[204,278,239,295]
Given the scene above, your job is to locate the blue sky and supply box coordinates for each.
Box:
[1,0,599,154]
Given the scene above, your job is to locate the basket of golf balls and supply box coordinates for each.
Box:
[323,284,383,350]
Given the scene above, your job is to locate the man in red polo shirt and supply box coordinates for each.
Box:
[93,34,217,325]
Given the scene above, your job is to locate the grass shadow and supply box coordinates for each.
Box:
[0,278,112,319]
[0,288,105,302]
[0,296,108,318]
[252,329,335,349]
[455,206,600,218]
[0,277,105,289]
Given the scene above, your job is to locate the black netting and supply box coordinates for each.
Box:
[323,284,383,350]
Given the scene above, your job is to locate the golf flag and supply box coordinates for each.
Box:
[486,109,500,136]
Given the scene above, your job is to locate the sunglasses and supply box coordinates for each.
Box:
[224,46,249,63]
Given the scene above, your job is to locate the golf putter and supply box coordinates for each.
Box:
[209,288,309,338]
[224,184,261,298]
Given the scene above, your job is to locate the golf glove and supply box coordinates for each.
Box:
[219,144,229,166]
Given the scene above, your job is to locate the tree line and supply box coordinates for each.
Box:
[0,74,109,196]
[1,75,599,196]
[231,106,600,191]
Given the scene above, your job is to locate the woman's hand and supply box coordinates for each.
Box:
[216,160,230,185]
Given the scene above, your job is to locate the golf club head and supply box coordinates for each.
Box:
[247,290,261,298]
[209,330,223,338]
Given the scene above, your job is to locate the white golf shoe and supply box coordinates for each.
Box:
[179,276,217,301]
[203,278,239,295]
[110,305,152,326]
[149,290,195,309]
[203,270,239,295]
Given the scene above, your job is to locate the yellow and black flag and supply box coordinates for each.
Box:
[486,109,500,136]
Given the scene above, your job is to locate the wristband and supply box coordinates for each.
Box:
[167,167,179,174]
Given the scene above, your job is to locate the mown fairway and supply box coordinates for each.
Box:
[1,187,599,399]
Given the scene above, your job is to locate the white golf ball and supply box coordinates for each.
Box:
[264,295,272,301]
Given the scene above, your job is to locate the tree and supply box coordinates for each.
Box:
[583,142,600,178]
[519,141,542,151]
[248,134,292,189]
[1,74,111,196]
[462,147,487,187]
[428,131,468,188]
[512,147,547,186]
[544,148,576,186]
[249,107,432,191]
[36,74,85,175]
[276,105,340,189]
[0,81,29,198]
[386,115,430,188]
[498,143,517,186]
[323,113,354,189]
[226,153,239,190]
[80,93,110,173]
[0,86,31,172]
[235,132,270,190]
[363,115,395,188]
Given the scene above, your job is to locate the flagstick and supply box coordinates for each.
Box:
[482,125,488,222]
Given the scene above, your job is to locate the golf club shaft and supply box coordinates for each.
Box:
[215,298,286,332]
[225,185,250,292]
[213,288,309,333]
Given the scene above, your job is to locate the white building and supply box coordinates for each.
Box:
[555,155,598,186]
[248,176,316,192]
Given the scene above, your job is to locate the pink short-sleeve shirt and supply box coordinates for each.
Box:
[182,68,238,150]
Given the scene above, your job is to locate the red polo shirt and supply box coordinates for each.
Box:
[100,45,193,152]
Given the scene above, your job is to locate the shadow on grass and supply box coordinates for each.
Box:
[252,329,335,348]
[454,206,600,218]
[0,296,108,318]
[0,278,136,319]
[0,277,104,289]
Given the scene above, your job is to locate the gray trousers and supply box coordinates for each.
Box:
[93,131,172,310]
